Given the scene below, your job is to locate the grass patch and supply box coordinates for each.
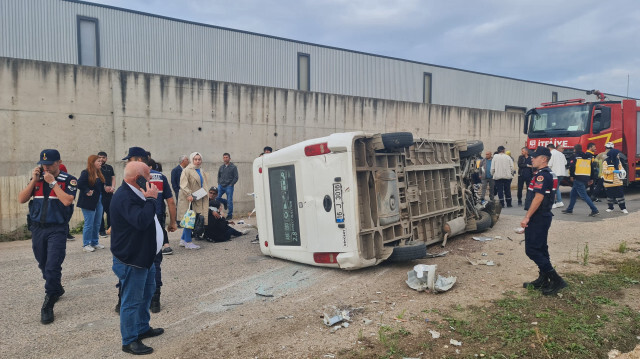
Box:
[0,224,31,242]
[338,258,640,359]
[70,221,84,235]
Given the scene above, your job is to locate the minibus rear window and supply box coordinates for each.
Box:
[268,165,301,246]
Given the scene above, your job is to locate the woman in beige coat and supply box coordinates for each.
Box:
[178,152,210,249]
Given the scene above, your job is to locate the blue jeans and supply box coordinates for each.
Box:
[566,180,598,213]
[217,185,234,217]
[181,228,192,243]
[112,257,156,345]
[556,176,564,202]
[81,196,103,247]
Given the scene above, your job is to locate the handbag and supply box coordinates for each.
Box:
[180,203,196,229]
[193,213,205,238]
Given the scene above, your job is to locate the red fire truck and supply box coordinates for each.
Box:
[524,92,640,183]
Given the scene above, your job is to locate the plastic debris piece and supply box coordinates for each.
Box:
[255,288,274,297]
[494,235,503,240]
[429,330,441,339]
[450,339,462,346]
[330,325,341,333]
[481,253,488,256]
[362,318,373,325]
[425,250,449,258]
[531,322,538,325]
[406,267,435,292]
[472,236,493,242]
[434,275,457,292]
[342,322,349,328]
[276,315,294,320]
[514,227,525,234]
[323,308,351,326]
[466,257,495,266]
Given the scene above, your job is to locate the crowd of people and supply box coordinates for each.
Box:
[476,141,628,217]
[20,145,273,355]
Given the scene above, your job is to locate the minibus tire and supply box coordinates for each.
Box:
[386,242,427,262]
[460,140,484,159]
[472,211,492,233]
[381,132,414,150]
[482,201,499,227]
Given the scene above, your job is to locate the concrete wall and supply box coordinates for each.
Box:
[0,57,526,233]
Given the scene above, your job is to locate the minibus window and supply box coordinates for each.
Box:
[268,165,301,246]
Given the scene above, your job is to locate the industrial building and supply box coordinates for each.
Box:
[1,0,629,112]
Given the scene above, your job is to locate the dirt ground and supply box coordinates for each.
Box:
[1,189,640,359]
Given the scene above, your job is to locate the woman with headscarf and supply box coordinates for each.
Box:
[177,152,210,249]
[601,145,628,214]
[77,154,106,252]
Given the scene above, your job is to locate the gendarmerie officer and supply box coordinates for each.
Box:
[18,149,78,324]
[520,146,567,296]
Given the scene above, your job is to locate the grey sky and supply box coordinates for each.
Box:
[88,0,640,99]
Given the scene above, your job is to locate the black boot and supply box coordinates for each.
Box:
[150,288,161,313]
[115,288,121,314]
[506,199,513,208]
[523,271,548,289]
[542,270,568,296]
[41,294,58,324]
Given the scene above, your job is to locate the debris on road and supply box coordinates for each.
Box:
[255,287,274,297]
[426,250,449,258]
[514,227,525,234]
[467,257,495,266]
[323,307,351,326]
[429,330,441,338]
[472,236,493,242]
[276,315,294,320]
[222,303,244,306]
[450,339,462,346]
[434,275,457,292]
[406,264,457,292]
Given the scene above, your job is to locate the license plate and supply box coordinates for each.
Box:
[333,183,344,223]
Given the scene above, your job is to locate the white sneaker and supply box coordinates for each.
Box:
[83,245,95,252]
[555,202,564,208]
[92,244,105,249]
[552,203,558,209]
[606,208,613,212]
[184,242,200,250]
[622,209,629,214]
[179,240,186,247]
[240,229,250,235]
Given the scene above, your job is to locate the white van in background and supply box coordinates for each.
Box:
[252,132,496,269]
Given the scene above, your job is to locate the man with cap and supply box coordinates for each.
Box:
[18,149,78,324]
[521,146,568,296]
[98,151,116,237]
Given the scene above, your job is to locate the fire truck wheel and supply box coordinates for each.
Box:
[381,132,414,150]
[460,140,484,159]
[386,242,427,262]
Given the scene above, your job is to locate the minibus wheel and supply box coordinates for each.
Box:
[386,242,427,262]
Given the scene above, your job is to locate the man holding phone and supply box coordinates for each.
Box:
[18,149,77,324]
[110,160,164,354]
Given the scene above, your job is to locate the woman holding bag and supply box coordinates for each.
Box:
[77,154,106,252]
[178,152,210,250]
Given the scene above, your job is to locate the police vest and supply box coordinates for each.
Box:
[29,171,77,225]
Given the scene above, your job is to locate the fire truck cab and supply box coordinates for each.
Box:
[524,98,640,183]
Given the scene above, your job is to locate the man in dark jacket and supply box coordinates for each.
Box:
[217,152,239,219]
[170,155,188,209]
[110,161,164,355]
[517,147,533,206]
